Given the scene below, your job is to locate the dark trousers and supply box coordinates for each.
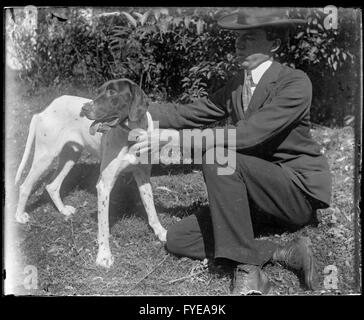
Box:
[166,150,315,266]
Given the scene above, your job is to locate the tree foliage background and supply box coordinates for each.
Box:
[6,6,361,126]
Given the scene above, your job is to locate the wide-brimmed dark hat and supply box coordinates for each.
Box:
[218,8,306,30]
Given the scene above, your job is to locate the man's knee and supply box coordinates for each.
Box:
[202,147,237,177]
[166,215,207,259]
[290,209,315,228]
[166,222,186,256]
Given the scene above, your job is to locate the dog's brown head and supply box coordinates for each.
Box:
[81,78,148,135]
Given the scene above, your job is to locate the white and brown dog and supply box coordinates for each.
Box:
[15,78,167,268]
[81,78,167,267]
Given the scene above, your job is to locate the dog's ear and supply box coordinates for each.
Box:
[96,81,110,95]
[128,82,149,122]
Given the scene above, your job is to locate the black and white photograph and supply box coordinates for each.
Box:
[3,6,362,300]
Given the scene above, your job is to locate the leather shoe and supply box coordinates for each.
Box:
[272,236,316,290]
[231,264,272,295]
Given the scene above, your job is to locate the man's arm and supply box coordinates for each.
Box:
[192,71,312,151]
[148,76,238,129]
[148,98,225,129]
[131,71,311,157]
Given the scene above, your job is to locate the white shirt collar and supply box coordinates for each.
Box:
[249,60,273,85]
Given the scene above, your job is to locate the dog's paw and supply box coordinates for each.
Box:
[16,212,29,224]
[157,228,167,242]
[96,251,114,268]
[61,205,76,217]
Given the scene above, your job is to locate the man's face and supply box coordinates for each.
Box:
[235,29,274,69]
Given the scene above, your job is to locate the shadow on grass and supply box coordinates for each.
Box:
[25,163,140,227]
[23,161,199,227]
[65,163,202,227]
[25,163,100,213]
[24,161,316,237]
[151,163,202,177]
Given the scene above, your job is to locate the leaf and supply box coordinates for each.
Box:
[159,21,168,33]
[343,176,351,183]
[121,11,137,28]
[189,66,198,73]
[184,16,191,29]
[333,60,337,70]
[47,245,63,254]
[140,10,151,26]
[153,9,161,21]
[344,115,354,126]
[156,186,176,193]
[173,17,183,27]
[160,8,169,16]
[347,51,354,60]
[113,25,127,30]
[196,19,204,35]
[133,12,143,19]
[112,30,129,37]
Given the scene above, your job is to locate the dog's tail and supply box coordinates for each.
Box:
[15,114,39,185]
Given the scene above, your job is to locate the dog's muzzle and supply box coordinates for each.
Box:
[80,101,94,118]
[89,114,129,136]
[81,101,130,136]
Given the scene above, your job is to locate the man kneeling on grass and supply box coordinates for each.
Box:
[130,8,332,294]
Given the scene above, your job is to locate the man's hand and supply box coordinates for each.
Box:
[128,128,159,156]
[128,128,180,158]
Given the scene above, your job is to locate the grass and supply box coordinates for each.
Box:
[4,70,360,296]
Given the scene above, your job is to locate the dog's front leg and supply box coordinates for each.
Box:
[133,165,167,242]
[95,156,127,268]
[95,150,131,268]
[95,173,115,268]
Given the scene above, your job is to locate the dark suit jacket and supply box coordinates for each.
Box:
[149,61,332,208]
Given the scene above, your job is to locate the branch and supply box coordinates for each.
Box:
[166,269,206,284]
[96,12,122,18]
[125,255,168,293]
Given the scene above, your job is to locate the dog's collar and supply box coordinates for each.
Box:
[118,120,131,132]
[118,113,149,133]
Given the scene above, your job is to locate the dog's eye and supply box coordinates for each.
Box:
[107,89,117,96]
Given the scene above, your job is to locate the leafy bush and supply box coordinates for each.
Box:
[6,7,360,126]
[107,8,238,101]
[284,8,360,125]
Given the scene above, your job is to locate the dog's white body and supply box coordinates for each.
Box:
[15,95,166,267]
[15,95,101,223]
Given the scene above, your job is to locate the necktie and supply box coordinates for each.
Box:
[242,70,253,112]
